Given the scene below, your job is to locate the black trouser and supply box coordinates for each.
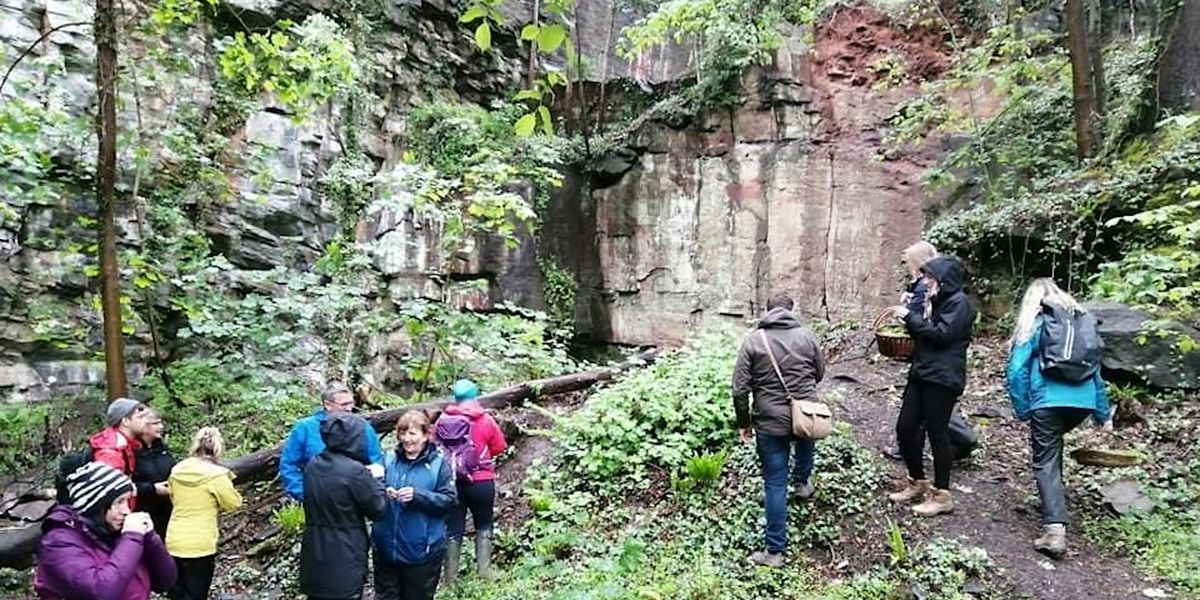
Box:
[1031,407,1090,524]
[896,378,960,490]
[447,480,496,540]
[169,555,215,600]
[374,554,443,600]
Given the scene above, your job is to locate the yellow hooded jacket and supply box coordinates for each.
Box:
[165,456,243,558]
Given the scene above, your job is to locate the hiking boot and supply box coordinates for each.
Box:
[881,445,904,461]
[912,488,954,516]
[442,538,462,586]
[1034,523,1067,558]
[791,481,815,501]
[888,479,930,504]
[748,550,785,568]
[476,529,497,581]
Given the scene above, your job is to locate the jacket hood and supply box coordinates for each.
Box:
[170,456,232,487]
[757,307,802,329]
[321,413,370,464]
[920,257,965,296]
[89,427,140,452]
[43,505,82,530]
[443,401,485,419]
[43,505,111,540]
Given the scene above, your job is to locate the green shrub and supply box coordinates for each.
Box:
[551,329,739,494]
[273,503,306,535]
[902,539,992,600]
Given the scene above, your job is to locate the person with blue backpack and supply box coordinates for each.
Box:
[372,409,457,600]
[435,379,508,584]
[1007,278,1112,558]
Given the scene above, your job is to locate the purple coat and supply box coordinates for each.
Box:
[34,505,177,600]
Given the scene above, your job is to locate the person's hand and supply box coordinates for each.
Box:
[366,463,385,478]
[154,482,170,497]
[900,292,913,304]
[892,305,910,320]
[739,428,754,444]
[396,486,415,503]
[122,512,153,535]
[385,487,401,501]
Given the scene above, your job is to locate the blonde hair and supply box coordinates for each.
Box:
[190,427,225,459]
[1011,278,1084,347]
[395,409,433,435]
[903,241,938,277]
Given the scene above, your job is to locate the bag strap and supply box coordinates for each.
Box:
[758,330,793,398]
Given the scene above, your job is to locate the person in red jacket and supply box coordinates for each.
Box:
[437,379,507,585]
[91,398,151,476]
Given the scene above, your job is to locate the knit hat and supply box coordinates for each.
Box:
[105,397,142,427]
[65,462,134,516]
[452,379,479,402]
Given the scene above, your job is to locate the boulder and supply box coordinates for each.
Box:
[1085,302,1200,389]
[1100,479,1154,515]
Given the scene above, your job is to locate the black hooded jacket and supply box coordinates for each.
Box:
[299,413,387,599]
[903,257,975,393]
[133,439,176,537]
[732,307,826,436]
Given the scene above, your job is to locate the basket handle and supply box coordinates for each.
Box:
[872,307,898,329]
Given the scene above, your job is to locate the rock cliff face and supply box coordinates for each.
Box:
[554,8,950,345]
[0,0,943,400]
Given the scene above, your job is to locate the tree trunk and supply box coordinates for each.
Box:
[1158,0,1200,112]
[1065,0,1099,159]
[95,0,126,399]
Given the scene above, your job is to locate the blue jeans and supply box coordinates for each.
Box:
[756,433,816,554]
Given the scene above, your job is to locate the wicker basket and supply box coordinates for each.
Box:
[873,308,915,360]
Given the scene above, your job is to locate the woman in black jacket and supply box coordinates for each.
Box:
[300,413,388,600]
[887,256,975,517]
[133,408,176,537]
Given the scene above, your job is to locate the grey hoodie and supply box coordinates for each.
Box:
[732,308,826,437]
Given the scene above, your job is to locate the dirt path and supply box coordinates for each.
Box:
[826,333,1165,600]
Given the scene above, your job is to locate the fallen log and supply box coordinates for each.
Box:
[0,349,659,568]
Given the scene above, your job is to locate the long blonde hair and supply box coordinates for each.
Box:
[190,427,225,459]
[1011,278,1084,347]
[903,241,938,277]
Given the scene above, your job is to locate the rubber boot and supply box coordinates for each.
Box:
[475,530,497,581]
[912,488,954,516]
[1034,523,1067,558]
[442,538,462,586]
[888,479,930,504]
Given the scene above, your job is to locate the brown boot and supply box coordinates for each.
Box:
[912,488,954,516]
[1034,524,1068,558]
[888,479,930,504]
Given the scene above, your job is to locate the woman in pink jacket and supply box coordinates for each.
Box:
[436,379,507,585]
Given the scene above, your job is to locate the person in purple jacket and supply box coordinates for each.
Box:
[34,461,177,600]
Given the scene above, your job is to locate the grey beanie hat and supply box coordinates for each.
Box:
[105,397,142,427]
[66,462,134,516]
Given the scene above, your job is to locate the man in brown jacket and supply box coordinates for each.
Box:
[732,294,825,568]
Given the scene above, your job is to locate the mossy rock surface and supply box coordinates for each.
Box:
[1070,447,1143,467]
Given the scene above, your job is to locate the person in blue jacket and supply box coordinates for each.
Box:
[1006,278,1112,559]
[280,381,385,501]
[372,409,457,600]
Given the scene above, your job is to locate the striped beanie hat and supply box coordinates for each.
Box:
[66,462,134,516]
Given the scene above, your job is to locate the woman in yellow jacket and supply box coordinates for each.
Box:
[165,427,242,600]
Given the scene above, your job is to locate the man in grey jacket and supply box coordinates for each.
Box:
[732,294,825,568]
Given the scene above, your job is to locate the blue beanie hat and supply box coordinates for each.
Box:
[452,379,479,402]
